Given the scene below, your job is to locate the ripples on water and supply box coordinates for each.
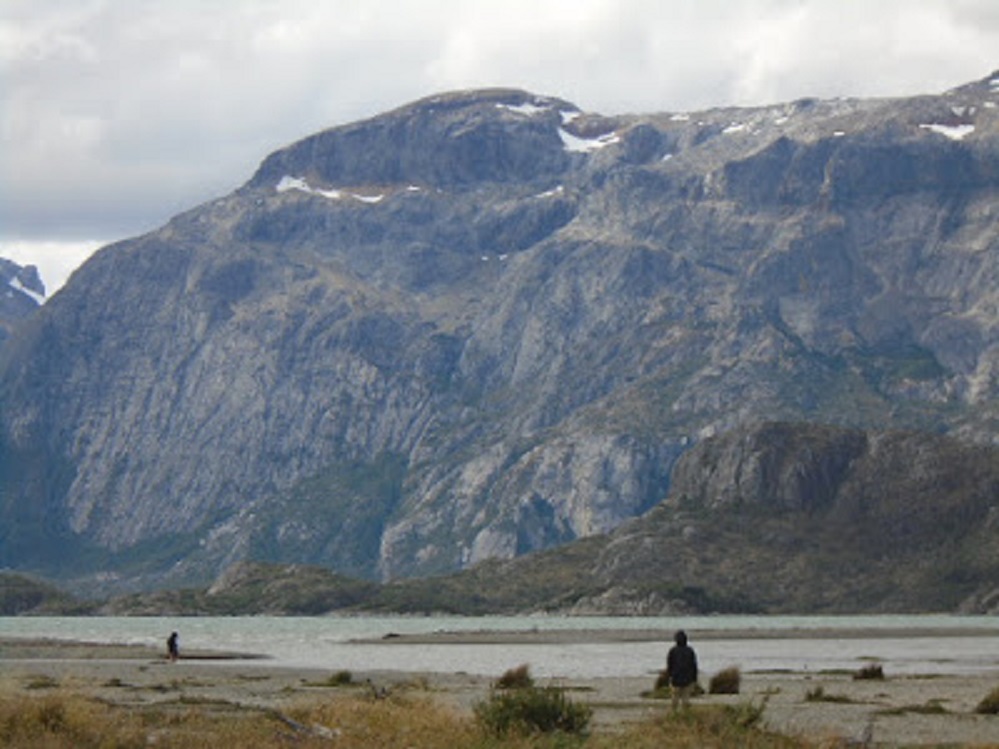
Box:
[3,615,998,678]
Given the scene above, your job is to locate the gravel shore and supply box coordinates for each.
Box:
[2,635,998,746]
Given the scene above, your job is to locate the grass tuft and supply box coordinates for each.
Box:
[853,663,884,680]
[804,686,855,704]
[975,685,999,715]
[303,669,354,688]
[709,666,742,694]
[495,664,534,690]
[24,675,59,690]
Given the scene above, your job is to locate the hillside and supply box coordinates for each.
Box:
[1,76,998,594]
[36,422,996,616]
[353,422,999,615]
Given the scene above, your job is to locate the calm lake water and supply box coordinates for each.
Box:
[3,615,998,679]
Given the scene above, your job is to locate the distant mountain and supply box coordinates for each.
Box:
[0,258,45,345]
[1,75,998,596]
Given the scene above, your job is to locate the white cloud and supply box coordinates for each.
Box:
[1,0,998,258]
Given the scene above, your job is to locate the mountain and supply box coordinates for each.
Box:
[75,421,999,616]
[1,76,998,595]
[0,258,45,345]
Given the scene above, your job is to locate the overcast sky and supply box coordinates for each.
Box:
[2,0,997,293]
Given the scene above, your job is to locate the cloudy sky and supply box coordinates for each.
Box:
[2,0,997,293]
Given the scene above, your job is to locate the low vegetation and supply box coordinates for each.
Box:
[853,663,884,680]
[804,686,856,704]
[0,687,829,749]
[302,669,354,688]
[878,701,948,716]
[709,666,741,694]
[975,685,999,715]
[494,664,534,690]
[647,671,708,701]
[474,684,593,737]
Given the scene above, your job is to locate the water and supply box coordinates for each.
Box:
[3,615,998,679]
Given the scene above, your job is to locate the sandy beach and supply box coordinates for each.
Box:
[2,632,998,747]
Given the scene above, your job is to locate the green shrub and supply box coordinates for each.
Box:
[474,685,592,737]
[327,670,353,686]
[975,686,999,715]
[854,663,884,680]
[709,666,741,694]
[495,663,533,690]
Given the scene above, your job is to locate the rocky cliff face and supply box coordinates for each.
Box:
[0,258,44,345]
[577,421,999,614]
[1,78,998,592]
[414,421,999,615]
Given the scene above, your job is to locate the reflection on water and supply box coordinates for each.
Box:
[2,615,998,678]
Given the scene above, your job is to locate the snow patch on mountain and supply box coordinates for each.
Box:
[558,128,620,153]
[496,101,550,117]
[534,185,564,199]
[8,275,45,305]
[277,176,385,203]
[919,123,976,140]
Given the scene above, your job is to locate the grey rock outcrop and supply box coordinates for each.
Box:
[1,78,998,593]
[581,421,999,613]
[0,258,44,345]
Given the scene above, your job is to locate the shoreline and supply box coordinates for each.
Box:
[0,636,266,661]
[2,635,998,745]
[358,625,999,645]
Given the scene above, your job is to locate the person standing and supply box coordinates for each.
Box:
[167,632,179,662]
[665,629,698,710]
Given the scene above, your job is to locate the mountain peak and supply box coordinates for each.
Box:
[247,89,599,192]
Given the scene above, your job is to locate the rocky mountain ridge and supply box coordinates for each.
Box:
[0,258,44,345]
[1,76,998,594]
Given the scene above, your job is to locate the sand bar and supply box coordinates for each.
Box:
[358,625,999,645]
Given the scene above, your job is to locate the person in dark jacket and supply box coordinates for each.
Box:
[167,632,179,662]
[665,630,698,709]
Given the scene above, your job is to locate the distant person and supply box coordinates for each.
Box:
[665,629,698,709]
[167,631,179,662]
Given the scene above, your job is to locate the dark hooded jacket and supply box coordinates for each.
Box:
[666,630,698,687]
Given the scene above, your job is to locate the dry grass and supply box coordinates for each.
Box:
[708,666,741,694]
[803,686,857,704]
[0,686,828,749]
[853,663,885,681]
[587,703,823,749]
[0,690,296,749]
[494,663,534,690]
[975,685,999,715]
